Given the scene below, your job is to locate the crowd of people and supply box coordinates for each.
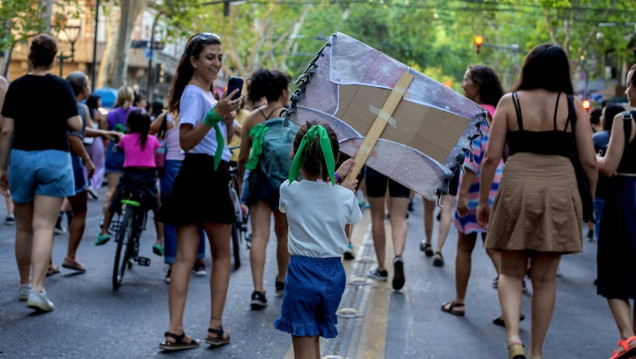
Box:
[1,32,635,359]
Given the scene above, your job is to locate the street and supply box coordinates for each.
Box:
[0,187,620,358]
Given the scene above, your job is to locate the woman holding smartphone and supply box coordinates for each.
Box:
[157,32,241,351]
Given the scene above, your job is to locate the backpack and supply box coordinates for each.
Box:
[258,118,298,188]
[247,118,298,192]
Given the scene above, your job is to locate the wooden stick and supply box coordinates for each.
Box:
[345,72,414,181]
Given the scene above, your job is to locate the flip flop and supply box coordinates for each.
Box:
[159,332,200,351]
[152,243,164,257]
[441,301,465,316]
[62,257,86,272]
[96,233,110,246]
[492,313,526,327]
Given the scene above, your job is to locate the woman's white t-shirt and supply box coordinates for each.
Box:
[179,84,231,162]
[279,180,363,258]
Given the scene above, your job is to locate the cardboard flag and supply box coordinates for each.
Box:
[284,33,486,200]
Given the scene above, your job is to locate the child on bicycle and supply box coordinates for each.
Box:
[274,122,362,359]
[96,109,160,245]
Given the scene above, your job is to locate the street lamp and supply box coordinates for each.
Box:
[56,23,81,77]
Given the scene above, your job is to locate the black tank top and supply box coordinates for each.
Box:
[616,111,636,173]
[507,92,574,158]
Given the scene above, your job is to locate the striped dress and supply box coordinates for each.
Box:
[454,105,504,234]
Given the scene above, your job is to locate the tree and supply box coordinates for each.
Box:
[0,0,80,78]
[106,0,147,88]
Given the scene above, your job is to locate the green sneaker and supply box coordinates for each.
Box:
[96,233,111,246]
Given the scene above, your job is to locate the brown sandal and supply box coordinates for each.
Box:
[62,257,86,272]
[205,326,231,347]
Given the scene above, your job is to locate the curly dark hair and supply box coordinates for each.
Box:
[247,69,291,103]
[28,34,58,69]
[467,65,503,107]
[292,121,339,181]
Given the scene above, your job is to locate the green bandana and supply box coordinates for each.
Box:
[113,123,126,133]
[245,123,269,170]
[288,125,336,185]
[203,107,225,171]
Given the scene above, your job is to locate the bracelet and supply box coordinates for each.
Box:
[334,173,342,184]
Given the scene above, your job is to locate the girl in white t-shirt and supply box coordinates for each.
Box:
[274,122,362,359]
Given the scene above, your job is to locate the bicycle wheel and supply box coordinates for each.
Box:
[231,222,241,269]
[112,206,134,290]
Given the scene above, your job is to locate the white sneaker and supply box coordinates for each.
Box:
[87,187,99,200]
[18,284,31,301]
[27,289,55,312]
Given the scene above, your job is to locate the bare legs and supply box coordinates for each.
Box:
[607,299,636,355]
[65,191,87,262]
[14,195,63,292]
[103,172,121,218]
[14,202,34,286]
[499,250,560,358]
[435,194,455,255]
[368,196,409,271]
[249,201,289,293]
[443,232,500,314]
[423,198,435,246]
[166,221,232,342]
[292,335,320,359]
[204,222,232,332]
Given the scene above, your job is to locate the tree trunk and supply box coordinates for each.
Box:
[97,3,118,88]
[41,0,53,33]
[108,0,146,88]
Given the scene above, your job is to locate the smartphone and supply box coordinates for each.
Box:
[225,76,244,101]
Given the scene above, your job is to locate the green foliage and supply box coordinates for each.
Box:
[153,0,636,91]
[0,0,80,51]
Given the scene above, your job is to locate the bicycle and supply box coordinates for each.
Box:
[228,159,249,270]
[111,189,151,291]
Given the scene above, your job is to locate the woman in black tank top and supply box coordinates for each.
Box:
[595,64,636,359]
[237,69,292,309]
[476,44,598,359]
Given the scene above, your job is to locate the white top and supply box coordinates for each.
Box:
[179,84,231,162]
[279,180,363,258]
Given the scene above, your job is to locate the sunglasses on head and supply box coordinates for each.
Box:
[192,33,221,42]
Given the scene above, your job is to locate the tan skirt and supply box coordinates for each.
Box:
[485,152,583,254]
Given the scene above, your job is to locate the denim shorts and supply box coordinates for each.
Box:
[274,256,345,338]
[71,154,88,194]
[9,149,75,203]
[104,140,125,174]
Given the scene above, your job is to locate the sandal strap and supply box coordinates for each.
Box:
[164,331,185,342]
[208,326,224,336]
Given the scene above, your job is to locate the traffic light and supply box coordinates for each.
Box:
[582,99,591,110]
[156,63,165,83]
[474,35,484,54]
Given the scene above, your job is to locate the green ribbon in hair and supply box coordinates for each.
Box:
[288,125,336,185]
[203,106,225,171]
[245,123,269,170]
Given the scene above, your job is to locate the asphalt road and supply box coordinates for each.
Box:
[0,187,623,358]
